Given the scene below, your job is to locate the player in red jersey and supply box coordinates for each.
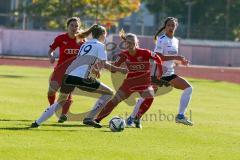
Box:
[47,17,84,123]
[84,31,163,128]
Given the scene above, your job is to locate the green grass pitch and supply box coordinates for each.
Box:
[0,65,240,160]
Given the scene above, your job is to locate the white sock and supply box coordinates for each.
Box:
[130,98,145,118]
[178,87,193,115]
[85,94,112,119]
[36,102,61,125]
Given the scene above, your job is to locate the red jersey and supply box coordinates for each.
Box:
[114,48,162,79]
[113,48,162,93]
[49,33,83,67]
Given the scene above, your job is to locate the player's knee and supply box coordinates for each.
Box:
[49,81,60,93]
[57,93,69,104]
[48,89,56,96]
[185,86,193,94]
[111,96,121,106]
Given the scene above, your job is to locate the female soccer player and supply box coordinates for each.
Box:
[47,17,84,123]
[31,25,127,128]
[87,31,163,128]
[129,17,193,126]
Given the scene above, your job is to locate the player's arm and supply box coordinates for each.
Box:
[155,52,184,61]
[103,61,127,74]
[48,48,55,64]
[96,47,127,75]
[154,51,189,67]
[154,38,189,65]
[149,51,163,78]
[48,36,61,64]
[108,53,127,74]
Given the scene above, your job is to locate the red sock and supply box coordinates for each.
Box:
[95,100,116,122]
[136,97,154,119]
[48,94,56,105]
[61,95,72,115]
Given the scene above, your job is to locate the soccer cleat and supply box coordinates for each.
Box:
[134,118,142,129]
[83,118,102,128]
[30,121,39,128]
[58,114,68,123]
[126,116,135,127]
[175,114,193,126]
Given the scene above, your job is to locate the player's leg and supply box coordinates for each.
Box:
[95,89,130,124]
[51,63,73,122]
[63,75,115,128]
[31,77,75,128]
[47,80,59,105]
[58,94,73,123]
[82,83,114,128]
[31,93,70,128]
[127,86,155,128]
[168,75,193,125]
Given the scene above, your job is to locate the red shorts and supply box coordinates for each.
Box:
[118,73,152,96]
[50,59,73,86]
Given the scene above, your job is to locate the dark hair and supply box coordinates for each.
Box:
[67,17,81,27]
[75,24,106,39]
[154,17,178,41]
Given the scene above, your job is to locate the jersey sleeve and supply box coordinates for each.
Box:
[113,53,127,67]
[98,44,108,61]
[154,37,164,54]
[49,35,62,50]
[150,50,163,78]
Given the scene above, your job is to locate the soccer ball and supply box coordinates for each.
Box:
[109,116,126,132]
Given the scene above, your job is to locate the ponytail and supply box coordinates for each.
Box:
[119,28,126,40]
[119,29,139,47]
[154,26,165,42]
[75,24,98,38]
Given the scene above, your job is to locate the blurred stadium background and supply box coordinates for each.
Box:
[0,1,240,160]
[0,0,240,82]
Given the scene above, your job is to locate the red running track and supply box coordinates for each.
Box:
[1,57,240,84]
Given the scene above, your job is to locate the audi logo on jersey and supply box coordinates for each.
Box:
[64,49,79,55]
[128,64,146,71]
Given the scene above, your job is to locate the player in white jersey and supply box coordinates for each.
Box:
[127,17,193,127]
[153,17,193,125]
[31,24,127,128]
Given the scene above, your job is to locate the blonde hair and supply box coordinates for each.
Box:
[119,29,139,47]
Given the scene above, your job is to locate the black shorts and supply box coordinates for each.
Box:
[60,75,100,94]
[161,74,178,82]
[151,74,177,87]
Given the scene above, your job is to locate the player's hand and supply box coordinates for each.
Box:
[120,68,128,74]
[176,56,189,66]
[181,59,190,66]
[49,55,55,64]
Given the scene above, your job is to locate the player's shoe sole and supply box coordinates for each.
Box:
[83,118,102,128]
[175,115,193,126]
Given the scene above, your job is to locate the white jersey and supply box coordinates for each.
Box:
[66,39,107,78]
[153,34,179,77]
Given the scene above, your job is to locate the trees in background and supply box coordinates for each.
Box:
[15,0,240,40]
[143,0,240,41]
[17,0,140,30]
